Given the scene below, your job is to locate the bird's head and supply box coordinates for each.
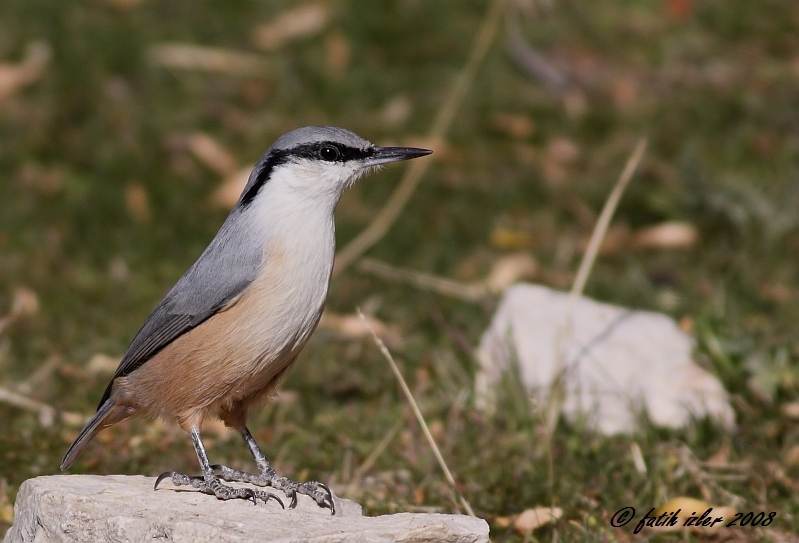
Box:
[238,126,431,209]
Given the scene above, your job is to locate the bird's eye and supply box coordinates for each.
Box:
[319,145,340,161]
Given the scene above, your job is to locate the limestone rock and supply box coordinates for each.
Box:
[4,475,488,543]
[476,284,735,434]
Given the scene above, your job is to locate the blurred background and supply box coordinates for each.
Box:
[1,0,799,540]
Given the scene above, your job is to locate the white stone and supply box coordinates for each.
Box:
[4,475,488,543]
[476,284,735,434]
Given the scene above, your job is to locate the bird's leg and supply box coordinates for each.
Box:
[154,427,283,507]
[212,426,335,514]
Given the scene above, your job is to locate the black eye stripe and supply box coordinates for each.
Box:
[237,141,374,208]
[290,141,373,162]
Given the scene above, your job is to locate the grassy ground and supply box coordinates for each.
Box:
[2,0,799,540]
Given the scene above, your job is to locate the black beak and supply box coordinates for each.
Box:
[366,146,433,166]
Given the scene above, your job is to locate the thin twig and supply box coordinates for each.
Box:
[545,139,647,435]
[505,14,570,98]
[358,309,476,517]
[16,355,63,395]
[333,0,508,276]
[357,257,486,302]
[0,386,88,428]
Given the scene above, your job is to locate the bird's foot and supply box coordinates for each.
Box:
[211,464,335,514]
[154,471,284,508]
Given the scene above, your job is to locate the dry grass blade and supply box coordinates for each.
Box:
[346,416,404,496]
[545,138,647,435]
[357,257,486,301]
[333,0,508,276]
[569,138,647,301]
[147,43,271,76]
[0,387,84,428]
[505,15,569,97]
[357,310,476,517]
[15,355,62,395]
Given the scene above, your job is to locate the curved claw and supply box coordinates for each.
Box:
[243,488,257,506]
[287,490,299,509]
[256,491,285,508]
[318,482,336,515]
[154,471,176,491]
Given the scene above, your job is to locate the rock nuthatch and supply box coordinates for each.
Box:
[61,126,432,512]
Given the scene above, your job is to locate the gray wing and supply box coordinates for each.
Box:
[98,216,263,408]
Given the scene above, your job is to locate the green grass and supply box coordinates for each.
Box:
[2,0,799,540]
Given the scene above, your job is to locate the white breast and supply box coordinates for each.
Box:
[237,164,339,361]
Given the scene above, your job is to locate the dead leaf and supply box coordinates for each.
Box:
[542,137,580,186]
[239,79,272,107]
[647,497,735,533]
[318,311,403,349]
[413,485,425,505]
[147,43,271,76]
[87,354,121,376]
[109,256,130,283]
[546,137,580,164]
[678,315,694,334]
[1,286,40,335]
[667,0,693,19]
[253,3,329,51]
[515,507,562,531]
[0,41,51,101]
[760,283,792,304]
[17,163,65,195]
[705,443,730,464]
[630,442,647,475]
[0,500,12,525]
[781,401,799,419]
[632,221,699,249]
[490,227,532,250]
[488,113,535,139]
[10,287,39,320]
[125,183,151,224]
[495,507,563,532]
[381,95,412,128]
[578,223,630,255]
[784,445,799,466]
[612,75,639,109]
[60,411,89,427]
[325,30,350,79]
[484,253,537,293]
[210,165,252,209]
[187,133,237,175]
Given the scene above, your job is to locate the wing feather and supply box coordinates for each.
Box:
[97,214,262,409]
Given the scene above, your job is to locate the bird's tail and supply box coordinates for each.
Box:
[60,400,132,471]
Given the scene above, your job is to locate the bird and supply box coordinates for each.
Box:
[60,126,432,513]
